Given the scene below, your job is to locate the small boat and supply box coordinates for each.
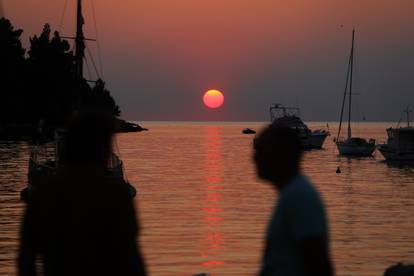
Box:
[336,137,376,156]
[242,128,256,134]
[378,108,414,161]
[21,0,136,202]
[335,29,375,156]
[270,104,329,149]
[21,129,137,203]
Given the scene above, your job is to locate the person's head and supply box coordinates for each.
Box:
[253,125,302,188]
[61,109,115,167]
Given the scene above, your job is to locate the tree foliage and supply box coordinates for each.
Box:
[25,24,76,124]
[0,19,121,127]
[0,17,26,124]
[84,79,121,117]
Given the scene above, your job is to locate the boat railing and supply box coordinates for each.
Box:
[108,153,122,168]
[107,153,124,178]
[270,104,301,121]
[30,143,56,165]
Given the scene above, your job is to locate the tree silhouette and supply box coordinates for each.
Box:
[83,79,121,116]
[0,19,122,132]
[25,24,76,124]
[0,17,26,124]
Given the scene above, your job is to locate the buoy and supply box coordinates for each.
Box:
[336,166,341,174]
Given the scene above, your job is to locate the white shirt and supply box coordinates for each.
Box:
[260,175,328,276]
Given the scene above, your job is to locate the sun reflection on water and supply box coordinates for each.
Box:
[201,126,226,269]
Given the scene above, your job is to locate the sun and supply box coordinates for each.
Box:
[203,89,224,109]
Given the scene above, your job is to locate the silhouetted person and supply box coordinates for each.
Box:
[18,110,147,276]
[254,126,334,276]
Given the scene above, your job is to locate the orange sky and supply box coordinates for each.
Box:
[3,0,414,120]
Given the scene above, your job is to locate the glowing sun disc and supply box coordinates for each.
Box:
[203,89,224,109]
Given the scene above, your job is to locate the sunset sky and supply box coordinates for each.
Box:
[3,0,414,121]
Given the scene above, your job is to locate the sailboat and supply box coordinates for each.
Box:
[335,29,376,156]
[21,0,136,202]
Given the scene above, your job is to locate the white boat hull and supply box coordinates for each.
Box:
[378,145,414,161]
[336,141,376,156]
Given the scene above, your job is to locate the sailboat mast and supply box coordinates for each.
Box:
[336,44,352,140]
[337,30,354,140]
[75,0,85,82]
[347,29,355,140]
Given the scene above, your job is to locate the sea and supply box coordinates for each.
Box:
[0,122,413,276]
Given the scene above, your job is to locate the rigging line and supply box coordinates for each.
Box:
[90,0,104,78]
[84,56,93,82]
[353,44,360,126]
[86,43,101,79]
[337,43,352,140]
[58,0,69,33]
[397,116,402,128]
[347,29,355,140]
[354,93,361,135]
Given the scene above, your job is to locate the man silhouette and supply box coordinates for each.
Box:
[254,125,334,276]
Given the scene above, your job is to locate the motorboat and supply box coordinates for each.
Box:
[378,108,414,161]
[242,128,256,134]
[270,103,329,149]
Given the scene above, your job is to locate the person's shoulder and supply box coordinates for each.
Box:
[282,175,323,204]
[283,176,328,239]
[284,175,317,193]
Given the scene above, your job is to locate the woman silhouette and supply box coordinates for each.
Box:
[18,110,147,276]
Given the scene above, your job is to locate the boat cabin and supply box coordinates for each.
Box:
[386,127,414,152]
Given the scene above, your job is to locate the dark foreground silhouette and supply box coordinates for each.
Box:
[384,263,414,276]
[254,125,334,276]
[18,110,147,276]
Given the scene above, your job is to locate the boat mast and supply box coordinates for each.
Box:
[347,29,355,140]
[75,0,85,82]
[404,107,412,127]
[336,30,353,140]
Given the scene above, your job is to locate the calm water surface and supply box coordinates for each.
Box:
[0,122,413,275]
